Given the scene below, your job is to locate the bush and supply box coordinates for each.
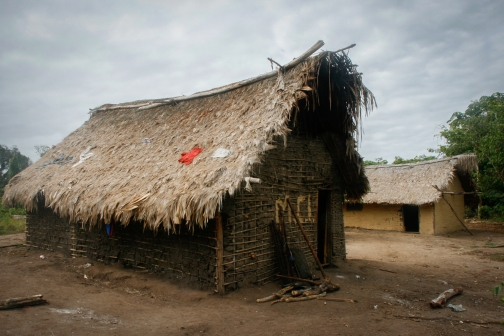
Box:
[479,206,492,219]
[0,201,26,235]
[465,206,477,218]
[478,205,504,221]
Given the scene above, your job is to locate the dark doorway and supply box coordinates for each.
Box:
[317,190,331,264]
[403,205,419,232]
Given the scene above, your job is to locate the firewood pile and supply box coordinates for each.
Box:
[260,198,356,305]
[257,280,347,305]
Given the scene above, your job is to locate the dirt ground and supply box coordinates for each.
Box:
[1,224,504,336]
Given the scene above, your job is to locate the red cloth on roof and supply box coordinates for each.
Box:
[178,146,203,165]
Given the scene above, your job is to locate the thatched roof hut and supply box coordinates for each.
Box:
[344,155,478,235]
[3,42,374,232]
[4,41,377,292]
[362,154,478,205]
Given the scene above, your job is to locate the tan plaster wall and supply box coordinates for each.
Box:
[419,205,434,234]
[344,204,403,231]
[434,175,465,234]
[344,203,435,234]
[344,175,466,235]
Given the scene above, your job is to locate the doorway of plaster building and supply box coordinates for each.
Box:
[403,204,420,232]
[317,190,331,265]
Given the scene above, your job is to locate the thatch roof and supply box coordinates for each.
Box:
[3,42,375,231]
[361,155,478,205]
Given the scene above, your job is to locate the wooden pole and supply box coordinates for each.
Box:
[432,185,473,235]
[441,195,473,235]
[215,212,225,295]
[286,198,328,280]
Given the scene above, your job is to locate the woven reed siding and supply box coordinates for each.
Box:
[221,135,343,290]
[25,207,74,253]
[330,190,345,260]
[72,222,217,288]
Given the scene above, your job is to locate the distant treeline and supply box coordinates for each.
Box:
[363,155,436,166]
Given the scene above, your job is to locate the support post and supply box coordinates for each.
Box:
[441,195,473,235]
[432,185,473,235]
[215,212,225,295]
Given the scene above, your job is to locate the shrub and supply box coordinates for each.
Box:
[0,201,26,235]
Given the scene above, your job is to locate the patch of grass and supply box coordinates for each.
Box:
[0,201,26,235]
[0,217,26,235]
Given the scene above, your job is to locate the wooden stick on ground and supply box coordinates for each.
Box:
[256,286,294,303]
[285,292,326,303]
[317,297,357,303]
[0,295,48,310]
[256,294,278,303]
[394,315,503,325]
[430,288,463,308]
[270,296,290,305]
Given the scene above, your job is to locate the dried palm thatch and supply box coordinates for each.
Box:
[3,41,375,231]
[361,155,478,205]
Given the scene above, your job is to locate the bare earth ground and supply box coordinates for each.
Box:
[1,224,504,336]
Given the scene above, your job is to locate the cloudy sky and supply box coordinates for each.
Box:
[1,0,502,163]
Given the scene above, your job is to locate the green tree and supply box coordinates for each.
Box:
[0,145,14,196]
[363,157,388,166]
[0,145,32,197]
[437,92,504,219]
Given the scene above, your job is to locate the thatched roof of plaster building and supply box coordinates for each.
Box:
[361,154,478,205]
[3,41,375,231]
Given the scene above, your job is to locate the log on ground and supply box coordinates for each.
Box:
[0,295,48,310]
[430,288,463,308]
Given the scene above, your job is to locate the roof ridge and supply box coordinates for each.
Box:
[365,154,476,169]
[89,41,336,116]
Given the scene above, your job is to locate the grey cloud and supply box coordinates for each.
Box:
[0,0,503,164]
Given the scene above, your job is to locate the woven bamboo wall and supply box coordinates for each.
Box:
[26,207,74,253]
[73,222,217,288]
[330,190,345,259]
[221,135,344,291]
[26,205,217,289]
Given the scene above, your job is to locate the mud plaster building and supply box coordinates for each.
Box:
[3,41,375,294]
[344,155,478,235]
